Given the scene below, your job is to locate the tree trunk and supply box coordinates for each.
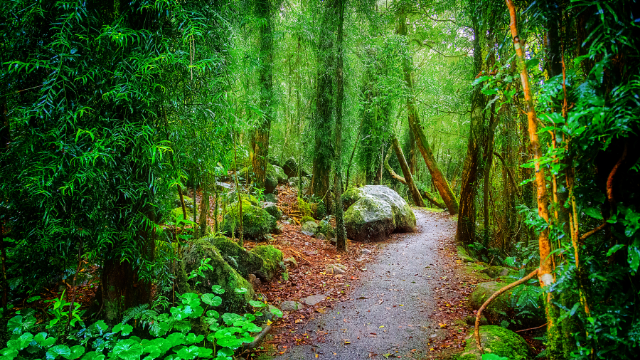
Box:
[483,109,497,247]
[392,136,425,207]
[1,100,9,306]
[334,0,346,252]
[396,12,459,215]
[251,0,273,190]
[505,0,557,356]
[311,0,335,199]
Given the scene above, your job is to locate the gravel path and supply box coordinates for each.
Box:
[274,209,456,359]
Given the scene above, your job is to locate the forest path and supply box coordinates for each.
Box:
[273,209,456,360]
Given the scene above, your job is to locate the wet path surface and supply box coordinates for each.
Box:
[274,209,456,359]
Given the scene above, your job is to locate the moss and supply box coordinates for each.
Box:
[344,195,394,242]
[469,282,513,321]
[221,204,276,240]
[301,215,315,224]
[298,198,313,217]
[181,238,254,314]
[209,236,263,278]
[458,325,529,360]
[171,207,193,222]
[317,219,335,238]
[250,245,283,281]
[263,204,282,221]
[267,164,287,184]
[341,187,364,210]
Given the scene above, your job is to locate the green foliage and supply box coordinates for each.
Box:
[0,289,270,360]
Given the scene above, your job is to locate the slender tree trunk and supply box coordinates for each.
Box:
[396,12,458,215]
[456,7,484,243]
[392,136,425,207]
[311,0,335,199]
[483,110,497,247]
[334,0,347,252]
[1,100,9,306]
[199,178,210,236]
[251,0,273,190]
[506,1,557,357]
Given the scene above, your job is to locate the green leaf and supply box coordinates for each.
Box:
[46,345,71,360]
[201,294,222,307]
[68,345,85,360]
[206,310,219,319]
[606,244,626,257]
[248,300,266,308]
[234,288,248,294]
[269,307,283,318]
[185,333,204,344]
[112,339,143,360]
[628,240,640,274]
[583,207,603,220]
[80,351,105,360]
[176,346,199,360]
[482,354,510,360]
[211,285,225,294]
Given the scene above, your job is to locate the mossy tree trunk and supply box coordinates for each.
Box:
[392,135,425,207]
[334,0,347,252]
[251,0,273,190]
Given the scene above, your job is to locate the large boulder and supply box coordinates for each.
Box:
[344,195,395,242]
[210,236,264,278]
[221,203,277,240]
[250,245,283,281]
[343,185,416,242]
[180,238,254,313]
[458,325,530,360]
[262,202,282,221]
[283,157,309,178]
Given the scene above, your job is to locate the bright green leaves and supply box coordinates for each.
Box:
[248,300,266,308]
[202,294,222,307]
[112,324,133,336]
[7,333,33,351]
[112,339,143,360]
[8,315,36,335]
[628,239,640,274]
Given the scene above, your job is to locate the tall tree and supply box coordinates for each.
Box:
[334,0,347,251]
[251,0,274,190]
[396,6,459,215]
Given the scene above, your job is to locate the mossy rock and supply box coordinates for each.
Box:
[174,193,194,209]
[282,157,299,178]
[344,195,395,242]
[228,192,260,207]
[341,187,365,210]
[480,266,510,279]
[458,325,530,360]
[301,215,315,224]
[301,221,319,235]
[469,282,513,324]
[268,164,288,185]
[263,202,282,221]
[209,236,263,279]
[289,177,310,189]
[457,245,476,263]
[181,238,254,314]
[221,203,277,240]
[250,245,283,281]
[317,219,335,238]
[264,193,277,203]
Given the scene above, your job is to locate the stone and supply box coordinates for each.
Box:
[221,203,277,240]
[265,176,278,194]
[316,219,335,238]
[262,202,283,221]
[343,185,416,242]
[214,182,233,192]
[301,221,319,235]
[249,245,283,281]
[301,294,326,306]
[361,248,372,254]
[289,176,310,189]
[284,257,298,268]
[457,245,476,263]
[282,157,299,178]
[315,233,326,240]
[341,187,365,210]
[481,266,511,279]
[248,274,262,288]
[280,301,303,312]
[329,237,336,244]
[180,239,254,313]
[272,224,283,235]
[264,193,277,203]
[210,236,263,278]
[326,264,347,275]
[458,325,530,360]
[268,164,288,185]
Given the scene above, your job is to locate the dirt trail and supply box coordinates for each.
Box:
[274,209,457,359]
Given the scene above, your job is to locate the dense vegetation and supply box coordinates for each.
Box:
[0,0,638,359]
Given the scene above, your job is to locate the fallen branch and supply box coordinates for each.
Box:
[383,151,445,209]
[475,268,539,354]
[515,323,548,333]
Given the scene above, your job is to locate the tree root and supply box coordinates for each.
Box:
[475,268,539,354]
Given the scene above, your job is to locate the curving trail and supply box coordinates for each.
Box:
[274,209,456,359]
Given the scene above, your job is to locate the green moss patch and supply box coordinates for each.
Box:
[250,245,283,281]
[222,203,276,240]
[458,325,529,360]
[209,236,263,278]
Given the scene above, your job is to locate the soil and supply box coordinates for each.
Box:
[242,208,481,360]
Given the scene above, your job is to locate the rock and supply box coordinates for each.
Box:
[344,195,395,242]
[265,176,278,194]
[361,248,372,254]
[282,157,299,178]
[481,266,511,279]
[301,221,319,235]
[264,193,277,203]
[326,264,347,275]
[315,233,326,240]
[181,239,254,313]
[281,220,290,225]
[329,237,336,244]
[289,176,310,189]
[284,257,297,268]
[458,325,530,360]
[316,219,335,238]
[248,274,262,288]
[268,164,288,185]
[343,185,416,242]
[280,301,303,312]
[301,294,326,306]
[341,187,365,210]
[464,315,488,326]
[210,236,264,278]
[272,224,283,235]
[457,245,476,263]
[221,203,277,240]
[249,245,283,281]
[262,202,283,221]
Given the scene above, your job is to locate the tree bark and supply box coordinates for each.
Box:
[334,0,347,252]
[482,109,497,247]
[384,149,444,209]
[506,0,556,356]
[391,136,425,207]
[396,11,459,215]
[251,0,273,190]
[456,8,484,243]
